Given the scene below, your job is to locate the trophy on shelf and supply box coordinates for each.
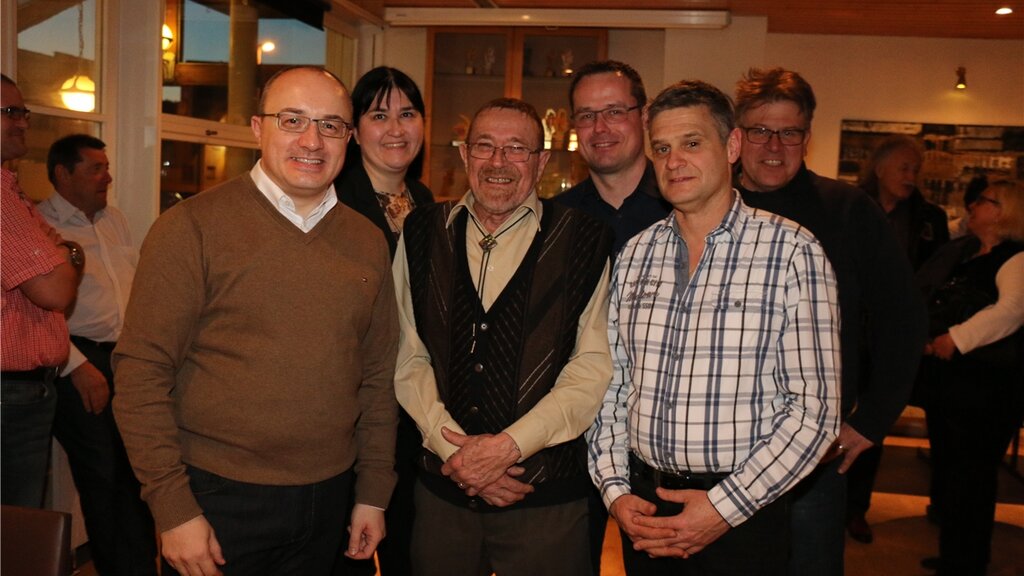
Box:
[482,47,496,76]
[465,48,477,75]
[560,49,575,77]
[545,50,558,77]
[543,108,571,150]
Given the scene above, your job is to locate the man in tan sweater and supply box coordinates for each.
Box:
[113,66,399,576]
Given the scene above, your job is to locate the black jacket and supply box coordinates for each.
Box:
[737,165,928,443]
[334,157,434,258]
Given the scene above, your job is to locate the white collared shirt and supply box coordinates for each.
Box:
[37,192,138,375]
[250,161,338,232]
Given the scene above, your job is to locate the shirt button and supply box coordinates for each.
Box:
[734,300,742,308]
[473,363,484,373]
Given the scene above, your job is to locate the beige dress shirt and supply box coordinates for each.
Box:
[393,190,613,463]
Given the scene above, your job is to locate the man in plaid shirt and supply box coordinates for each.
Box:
[588,80,841,576]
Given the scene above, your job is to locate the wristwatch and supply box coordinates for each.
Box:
[59,240,85,271]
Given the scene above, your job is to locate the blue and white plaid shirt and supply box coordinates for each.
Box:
[588,192,841,527]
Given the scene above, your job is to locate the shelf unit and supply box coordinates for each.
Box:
[425,27,607,200]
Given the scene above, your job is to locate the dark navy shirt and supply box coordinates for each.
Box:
[556,160,671,255]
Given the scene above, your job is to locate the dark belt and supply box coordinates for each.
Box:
[70,336,117,352]
[1,366,59,383]
[629,453,729,491]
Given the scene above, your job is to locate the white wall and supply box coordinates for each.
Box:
[383,21,1024,179]
[765,34,1024,176]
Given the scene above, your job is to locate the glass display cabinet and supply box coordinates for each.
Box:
[426,27,607,200]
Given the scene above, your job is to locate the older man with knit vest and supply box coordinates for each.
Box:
[113,66,399,576]
[393,98,614,576]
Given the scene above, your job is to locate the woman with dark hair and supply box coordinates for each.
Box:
[336,66,433,257]
[333,67,432,576]
[917,180,1024,576]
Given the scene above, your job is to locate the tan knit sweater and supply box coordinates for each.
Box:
[113,175,399,533]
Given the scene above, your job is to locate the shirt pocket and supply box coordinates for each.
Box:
[707,287,785,351]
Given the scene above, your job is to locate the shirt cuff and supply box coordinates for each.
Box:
[61,344,87,377]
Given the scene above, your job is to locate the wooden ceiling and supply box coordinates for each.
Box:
[352,0,1024,40]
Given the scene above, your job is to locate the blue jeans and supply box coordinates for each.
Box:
[1,377,57,507]
[162,466,353,576]
[787,458,847,576]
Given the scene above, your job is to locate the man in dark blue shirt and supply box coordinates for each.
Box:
[557,60,671,576]
[558,61,670,255]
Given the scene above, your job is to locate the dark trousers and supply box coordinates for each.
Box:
[786,458,846,576]
[1,373,57,508]
[52,337,157,575]
[621,470,790,576]
[845,444,883,518]
[410,480,590,576]
[928,357,1023,576]
[333,411,419,576]
[163,466,353,576]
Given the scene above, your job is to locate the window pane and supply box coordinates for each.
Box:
[14,114,102,202]
[17,0,102,114]
[163,0,325,124]
[161,140,258,212]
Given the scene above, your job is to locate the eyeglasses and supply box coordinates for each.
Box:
[572,105,641,128]
[1,106,31,121]
[465,142,541,163]
[974,195,1001,207]
[258,112,352,139]
[741,126,808,146]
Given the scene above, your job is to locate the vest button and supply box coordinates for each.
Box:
[473,363,484,373]
[480,322,489,331]
[469,406,480,415]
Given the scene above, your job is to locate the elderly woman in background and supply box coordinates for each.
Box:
[332,66,433,576]
[916,180,1024,576]
[861,135,950,269]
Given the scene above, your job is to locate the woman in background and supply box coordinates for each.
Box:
[916,180,1024,576]
[333,66,432,576]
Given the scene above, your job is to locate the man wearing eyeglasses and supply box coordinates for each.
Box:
[556,60,671,576]
[113,66,399,576]
[558,61,671,255]
[392,98,614,576]
[733,67,926,576]
[1,74,84,509]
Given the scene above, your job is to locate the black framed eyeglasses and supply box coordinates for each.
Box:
[465,142,541,163]
[1,106,31,121]
[572,105,641,128]
[741,126,808,146]
[258,112,352,139]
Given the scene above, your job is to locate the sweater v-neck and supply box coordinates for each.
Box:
[243,177,337,244]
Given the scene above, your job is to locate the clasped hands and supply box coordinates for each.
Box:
[440,427,534,507]
[609,489,730,560]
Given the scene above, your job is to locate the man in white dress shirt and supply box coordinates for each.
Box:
[38,134,157,576]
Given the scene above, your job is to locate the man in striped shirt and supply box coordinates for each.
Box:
[588,80,841,576]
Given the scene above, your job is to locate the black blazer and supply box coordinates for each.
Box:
[334,158,434,258]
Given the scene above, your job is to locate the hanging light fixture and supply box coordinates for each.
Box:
[955,67,967,90]
[59,2,96,112]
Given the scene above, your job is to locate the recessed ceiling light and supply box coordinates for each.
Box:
[995,7,1013,15]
